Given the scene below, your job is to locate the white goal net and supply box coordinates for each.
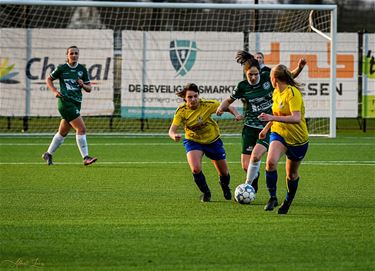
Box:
[0,1,337,136]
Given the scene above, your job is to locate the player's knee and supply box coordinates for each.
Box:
[251,154,262,163]
[58,131,68,137]
[76,127,86,135]
[191,167,202,174]
[266,160,277,171]
[287,173,299,181]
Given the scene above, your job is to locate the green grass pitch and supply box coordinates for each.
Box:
[0,132,374,270]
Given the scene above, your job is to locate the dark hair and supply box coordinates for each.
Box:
[66,45,79,63]
[236,50,260,72]
[176,83,199,99]
[245,58,260,72]
[272,64,300,88]
[66,45,79,54]
[235,50,254,65]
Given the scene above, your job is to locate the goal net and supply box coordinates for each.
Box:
[0,1,337,136]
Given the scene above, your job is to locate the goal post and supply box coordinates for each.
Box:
[308,7,337,138]
[0,0,337,137]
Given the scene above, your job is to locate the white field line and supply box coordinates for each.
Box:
[0,161,374,166]
[0,142,374,146]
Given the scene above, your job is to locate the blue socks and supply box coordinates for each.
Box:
[266,170,278,198]
[285,178,299,203]
[219,174,230,186]
[193,171,210,193]
[266,170,299,205]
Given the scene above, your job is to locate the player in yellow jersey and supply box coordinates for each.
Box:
[217,50,306,195]
[258,64,309,214]
[169,83,243,202]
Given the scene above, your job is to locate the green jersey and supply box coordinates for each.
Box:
[231,72,274,129]
[50,63,90,103]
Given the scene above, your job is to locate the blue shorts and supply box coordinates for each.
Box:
[270,132,308,162]
[183,138,226,161]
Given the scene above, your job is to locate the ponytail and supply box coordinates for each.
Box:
[273,64,300,88]
[236,50,260,72]
[235,50,254,65]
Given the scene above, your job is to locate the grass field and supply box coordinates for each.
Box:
[0,131,374,270]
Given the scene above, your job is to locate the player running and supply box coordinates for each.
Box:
[42,45,97,166]
[258,64,309,214]
[169,83,242,202]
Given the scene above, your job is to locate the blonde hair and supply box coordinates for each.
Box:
[272,64,300,88]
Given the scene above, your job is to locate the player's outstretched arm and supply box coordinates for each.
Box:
[216,97,235,116]
[259,121,273,139]
[291,58,307,78]
[227,105,243,121]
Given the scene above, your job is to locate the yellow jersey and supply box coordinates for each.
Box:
[172,99,221,144]
[271,85,309,146]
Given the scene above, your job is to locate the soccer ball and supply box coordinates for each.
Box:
[234,183,256,204]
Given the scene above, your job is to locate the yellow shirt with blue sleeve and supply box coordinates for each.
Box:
[172,99,221,144]
[271,85,309,146]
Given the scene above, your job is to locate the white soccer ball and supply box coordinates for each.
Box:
[234,183,256,204]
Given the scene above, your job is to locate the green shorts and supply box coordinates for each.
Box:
[57,97,81,122]
[241,125,270,155]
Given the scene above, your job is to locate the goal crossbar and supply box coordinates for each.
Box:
[1,0,337,11]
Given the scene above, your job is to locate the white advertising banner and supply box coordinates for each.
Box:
[121,31,360,119]
[1,30,366,119]
[248,33,358,118]
[121,31,244,119]
[0,29,114,116]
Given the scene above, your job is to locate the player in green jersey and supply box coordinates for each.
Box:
[42,45,97,166]
[169,83,242,202]
[255,52,271,74]
[217,50,306,195]
[258,64,309,214]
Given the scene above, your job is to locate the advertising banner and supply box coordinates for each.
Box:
[0,28,114,117]
[121,31,244,119]
[121,31,360,119]
[1,29,371,119]
[248,33,358,118]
